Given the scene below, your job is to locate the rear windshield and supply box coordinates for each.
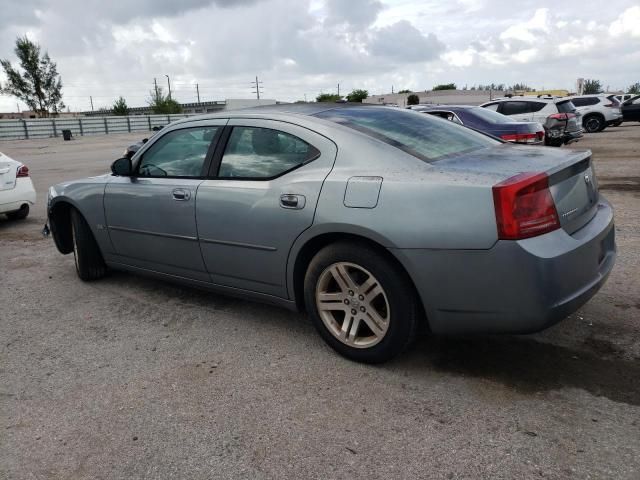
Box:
[314,107,499,162]
[467,107,515,124]
[556,100,577,113]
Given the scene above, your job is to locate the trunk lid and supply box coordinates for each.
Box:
[0,152,19,191]
[436,144,599,234]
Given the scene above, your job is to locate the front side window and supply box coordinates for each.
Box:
[138,127,219,177]
[315,107,498,163]
[218,127,320,179]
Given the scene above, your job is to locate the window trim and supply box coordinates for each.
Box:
[208,125,322,181]
[133,126,222,179]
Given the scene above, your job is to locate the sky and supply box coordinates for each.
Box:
[0,0,639,112]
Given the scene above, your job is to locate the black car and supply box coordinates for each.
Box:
[124,125,164,159]
[621,95,640,122]
[416,105,545,145]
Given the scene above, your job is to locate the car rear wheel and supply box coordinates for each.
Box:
[71,208,106,281]
[6,204,29,220]
[304,242,418,363]
[583,114,604,133]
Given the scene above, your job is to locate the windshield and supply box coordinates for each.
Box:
[314,107,499,162]
[467,107,515,124]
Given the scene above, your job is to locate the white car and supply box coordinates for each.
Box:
[0,152,36,220]
[480,97,583,147]
[570,94,623,132]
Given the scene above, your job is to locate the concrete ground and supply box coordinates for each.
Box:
[1,125,639,479]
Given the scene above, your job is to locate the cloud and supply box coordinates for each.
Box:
[368,20,444,62]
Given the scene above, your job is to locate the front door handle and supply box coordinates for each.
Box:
[280,194,306,209]
[172,188,191,201]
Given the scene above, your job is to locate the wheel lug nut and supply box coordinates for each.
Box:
[359,294,364,300]
[351,309,357,315]
[344,299,350,305]
[360,306,365,312]
[349,290,354,296]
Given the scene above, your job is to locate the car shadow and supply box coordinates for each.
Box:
[396,334,640,406]
[88,270,640,407]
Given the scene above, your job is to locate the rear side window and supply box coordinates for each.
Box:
[218,127,319,179]
[483,103,499,111]
[556,100,577,113]
[315,107,498,163]
[501,102,531,115]
[467,107,515,124]
[529,102,548,112]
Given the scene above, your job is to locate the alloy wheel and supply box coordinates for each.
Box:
[315,262,390,348]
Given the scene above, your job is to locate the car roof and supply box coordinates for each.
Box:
[167,102,398,126]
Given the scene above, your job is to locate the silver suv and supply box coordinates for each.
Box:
[480,97,583,147]
[570,95,623,132]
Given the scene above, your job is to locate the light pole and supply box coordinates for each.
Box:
[165,74,172,100]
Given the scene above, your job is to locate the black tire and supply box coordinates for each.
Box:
[6,204,29,220]
[583,114,604,133]
[71,209,106,281]
[546,138,563,147]
[304,241,419,364]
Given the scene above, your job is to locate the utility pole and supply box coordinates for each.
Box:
[90,96,94,111]
[165,74,172,100]
[251,75,263,100]
[16,103,20,113]
[196,83,201,104]
[154,78,159,98]
[337,82,340,96]
[391,85,394,94]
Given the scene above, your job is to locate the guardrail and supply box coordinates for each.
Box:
[0,114,196,141]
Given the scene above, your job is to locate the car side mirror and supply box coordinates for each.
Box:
[111,157,132,176]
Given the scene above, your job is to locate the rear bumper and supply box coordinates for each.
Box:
[391,197,616,335]
[563,129,583,144]
[0,178,36,214]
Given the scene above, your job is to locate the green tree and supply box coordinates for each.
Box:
[397,89,412,94]
[627,82,640,94]
[407,94,419,105]
[346,89,368,102]
[583,79,603,94]
[112,96,129,116]
[316,93,342,102]
[148,86,182,114]
[432,83,456,91]
[0,36,64,117]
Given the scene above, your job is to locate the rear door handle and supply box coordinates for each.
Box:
[280,194,305,209]
[172,188,191,201]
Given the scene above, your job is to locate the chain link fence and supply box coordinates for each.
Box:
[0,114,196,141]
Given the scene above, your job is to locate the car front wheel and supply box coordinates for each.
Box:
[583,114,604,133]
[304,242,418,363]
[71,209,107,281]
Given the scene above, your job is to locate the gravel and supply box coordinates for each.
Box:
[1,126,639,479]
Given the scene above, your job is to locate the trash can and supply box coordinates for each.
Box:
[62,129,72,141]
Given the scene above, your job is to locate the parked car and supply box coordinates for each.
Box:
[569,95,623,132]
[0,152,36,220]
[45,105,616,363]
[417,105,545,144]
[124,125,164,159]
[614,93,635,104]
[621,95,640,122]
[480,98,583,147]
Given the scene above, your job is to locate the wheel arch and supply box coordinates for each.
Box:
[582,112,605,130]
[48,198,80,254]
[288,227,429,330]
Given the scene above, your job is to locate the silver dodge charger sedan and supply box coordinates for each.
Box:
[46,104,616,363]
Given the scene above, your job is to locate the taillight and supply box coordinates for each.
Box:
[492,172,560,240]
[500,132,539,144]
[16,165,29,177]
[548,113,575,120]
